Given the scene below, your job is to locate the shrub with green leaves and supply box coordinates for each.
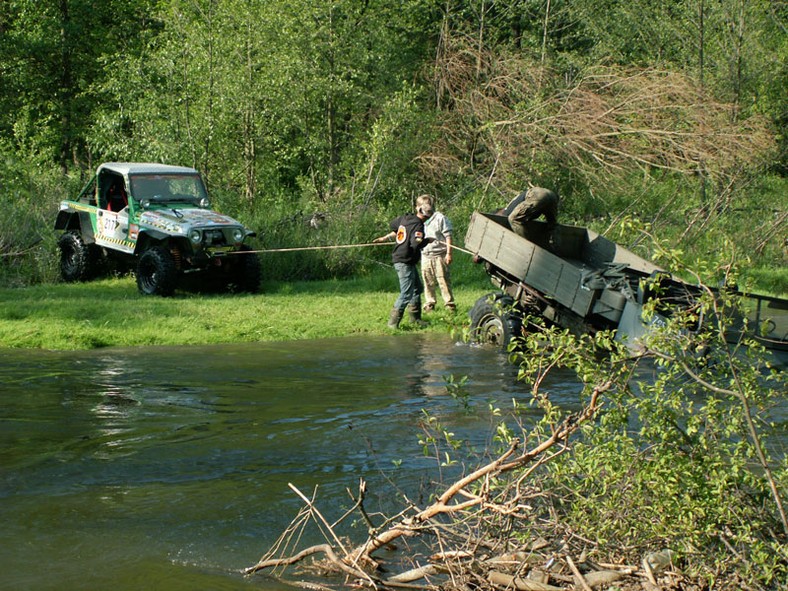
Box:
[501,276,787,589]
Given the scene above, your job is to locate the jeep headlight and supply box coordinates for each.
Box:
[232,228,244,243]
[199,197,211,209]
[189,229,202,244]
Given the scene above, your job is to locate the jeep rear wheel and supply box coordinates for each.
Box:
[58,231,96,282]
[136,247,178,296]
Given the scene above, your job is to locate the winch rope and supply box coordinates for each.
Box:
[227,239,478,257]
[228,242,386,254]
[438,242,477,256]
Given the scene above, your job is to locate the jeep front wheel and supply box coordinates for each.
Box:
[228,245,262,293]
[58,231,96,282]
[136,247,178,296]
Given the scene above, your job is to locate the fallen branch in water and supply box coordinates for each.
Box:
[244,382,610,588]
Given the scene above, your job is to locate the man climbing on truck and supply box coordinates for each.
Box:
[502,186,559,236]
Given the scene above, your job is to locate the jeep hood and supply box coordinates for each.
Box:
[139,208,244,234]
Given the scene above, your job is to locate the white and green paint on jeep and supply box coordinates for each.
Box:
[54,162,261,296]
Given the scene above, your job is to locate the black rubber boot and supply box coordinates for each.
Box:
[387,308,404,329]
[407,304,428,327]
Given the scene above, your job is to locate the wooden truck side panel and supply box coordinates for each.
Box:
[465,212,595,316]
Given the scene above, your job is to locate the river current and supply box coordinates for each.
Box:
[1,334,583,591]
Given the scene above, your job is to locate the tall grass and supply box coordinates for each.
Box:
[0,160,80,288]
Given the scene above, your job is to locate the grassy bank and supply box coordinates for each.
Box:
[0,269,490,350]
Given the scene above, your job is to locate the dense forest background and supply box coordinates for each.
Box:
[0,0,786,290]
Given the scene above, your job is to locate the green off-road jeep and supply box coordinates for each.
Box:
[54,162,261,296]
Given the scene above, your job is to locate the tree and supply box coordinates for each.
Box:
[0,0,159,171]
[421,30,774,213]
[86,0,441,207]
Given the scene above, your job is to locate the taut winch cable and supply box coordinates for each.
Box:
[227,242,386,254]
[226,239,478,256]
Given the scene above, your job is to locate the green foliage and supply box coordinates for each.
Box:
[82,0,438,206]
[444,374,472,412]
[0,0,160,169]
[239,200,391,282]
[340,84,436,206]
[597,175,788,297]
[0,0,785,295]
[0,156,80,287]
[505,280,788,588]
[747,266,788,297]
[418,408,464,468]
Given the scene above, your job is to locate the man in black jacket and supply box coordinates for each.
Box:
[373,205,432,328]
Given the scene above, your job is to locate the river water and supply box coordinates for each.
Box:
[0,335,585,591]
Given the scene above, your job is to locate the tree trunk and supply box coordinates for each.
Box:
[58,0,73,173]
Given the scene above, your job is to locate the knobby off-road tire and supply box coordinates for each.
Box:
[136,246,178,296]
[58,231,98,282]
[227,245,262,293]
[468,293,523,350]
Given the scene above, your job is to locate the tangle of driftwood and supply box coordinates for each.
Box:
[243,381,610,588]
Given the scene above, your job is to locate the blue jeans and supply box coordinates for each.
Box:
[393,262,422,311]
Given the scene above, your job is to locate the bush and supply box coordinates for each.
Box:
[240,200,393,282]
[503,274,788,588]
[0,159,80,288]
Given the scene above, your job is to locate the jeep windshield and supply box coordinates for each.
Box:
[129,173,208,206]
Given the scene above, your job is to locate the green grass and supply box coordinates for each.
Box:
[0,270,491,350]
[744,265,788,297]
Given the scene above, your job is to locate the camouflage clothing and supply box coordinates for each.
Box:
[421,211,455,310]
[504,187,559,236]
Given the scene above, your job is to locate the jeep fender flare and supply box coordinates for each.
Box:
[134,229,171,254]
[54,210,95,244]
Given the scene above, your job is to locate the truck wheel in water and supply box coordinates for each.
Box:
[468,293,523,350]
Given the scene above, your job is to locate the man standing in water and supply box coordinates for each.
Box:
[373,203,432,329]
[417,194,456,314]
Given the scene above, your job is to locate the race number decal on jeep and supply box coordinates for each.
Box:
[96,210,133,252]
[99,211,120,235]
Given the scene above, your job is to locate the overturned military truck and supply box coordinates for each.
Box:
[465,211,788,360]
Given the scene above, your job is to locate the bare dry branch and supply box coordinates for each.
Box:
[419,38,774,195]
[245,378,612,590]
[487,570,564,590]
[565,555,593,591]
[243,543,365,579]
